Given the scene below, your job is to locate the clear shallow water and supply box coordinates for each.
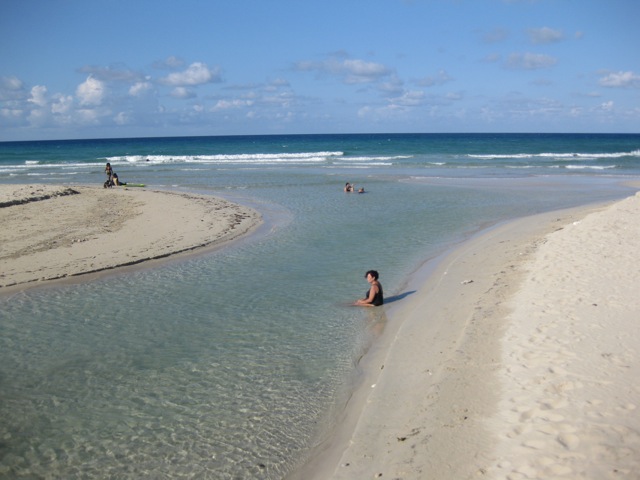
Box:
[1,134,639,478]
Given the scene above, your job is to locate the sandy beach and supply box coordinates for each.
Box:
[3,182,639,479]
[0,184,261,292]
[295,191,640,479]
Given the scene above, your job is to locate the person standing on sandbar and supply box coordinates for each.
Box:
[354,270,384,306]
[104,162,114,187]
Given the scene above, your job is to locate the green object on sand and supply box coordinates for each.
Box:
[124,183,145,187]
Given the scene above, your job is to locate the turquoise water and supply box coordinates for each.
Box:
[1,134,639,478]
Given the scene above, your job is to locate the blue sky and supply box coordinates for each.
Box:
[1,0,638,141]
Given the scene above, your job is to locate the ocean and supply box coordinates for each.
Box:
[1,133,639,478]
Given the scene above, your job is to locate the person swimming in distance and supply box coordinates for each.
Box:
[354,270,383,306]
[344,182,354,192]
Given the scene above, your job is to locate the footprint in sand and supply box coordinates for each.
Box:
[557,432,580,450]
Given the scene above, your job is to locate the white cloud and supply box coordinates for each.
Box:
[416,69,453,87]
[114,111,129,125]
[357,103,410,121]
[1,75,23,90]
[1,107,24,120]
[599,71,640,88]
[170,87,196,99]
[153,56,185,69]
[0,75,25,101]
[506,52,557,70]
[357,105,373,118]
[78,65,141,83]
[569,107,583,117]
[51,94,73,114]
[75,108,100,124]
[269,78,290,88]
[161,62,220,86]
[388,90,425,107]
[342,59,390,83]
[28,85,48,107]
[379,75,404,95]
[295,56,392,84]
[28,107,48,126]
[76,76,105,106]
[212,99,254,111]
[262,92,295,108]
[528,27,564,44]
[600,101,614,111]
[129,81,152,96]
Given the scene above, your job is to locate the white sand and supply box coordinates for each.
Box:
[293,191,640,480]
[0,184,261,291]
[490,192,640,479]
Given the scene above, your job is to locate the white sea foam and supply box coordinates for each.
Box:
[468,150,639,160]
[565,164,616,170]
[328,162,393,168]
[104,151,345,165]
[345,155,412,162]
[468,153,536,159]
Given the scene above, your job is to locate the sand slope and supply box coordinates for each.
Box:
[491,192,640,479]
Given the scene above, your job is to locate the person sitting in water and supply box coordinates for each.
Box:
[358,187,365,193]
[344,182,354,192]
[354,270,384,307]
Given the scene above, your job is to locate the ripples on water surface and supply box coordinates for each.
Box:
[1,134,639,478]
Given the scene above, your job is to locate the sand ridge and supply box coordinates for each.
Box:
[0,184,261,290]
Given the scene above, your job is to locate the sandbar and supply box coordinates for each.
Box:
[0,184,261,292]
